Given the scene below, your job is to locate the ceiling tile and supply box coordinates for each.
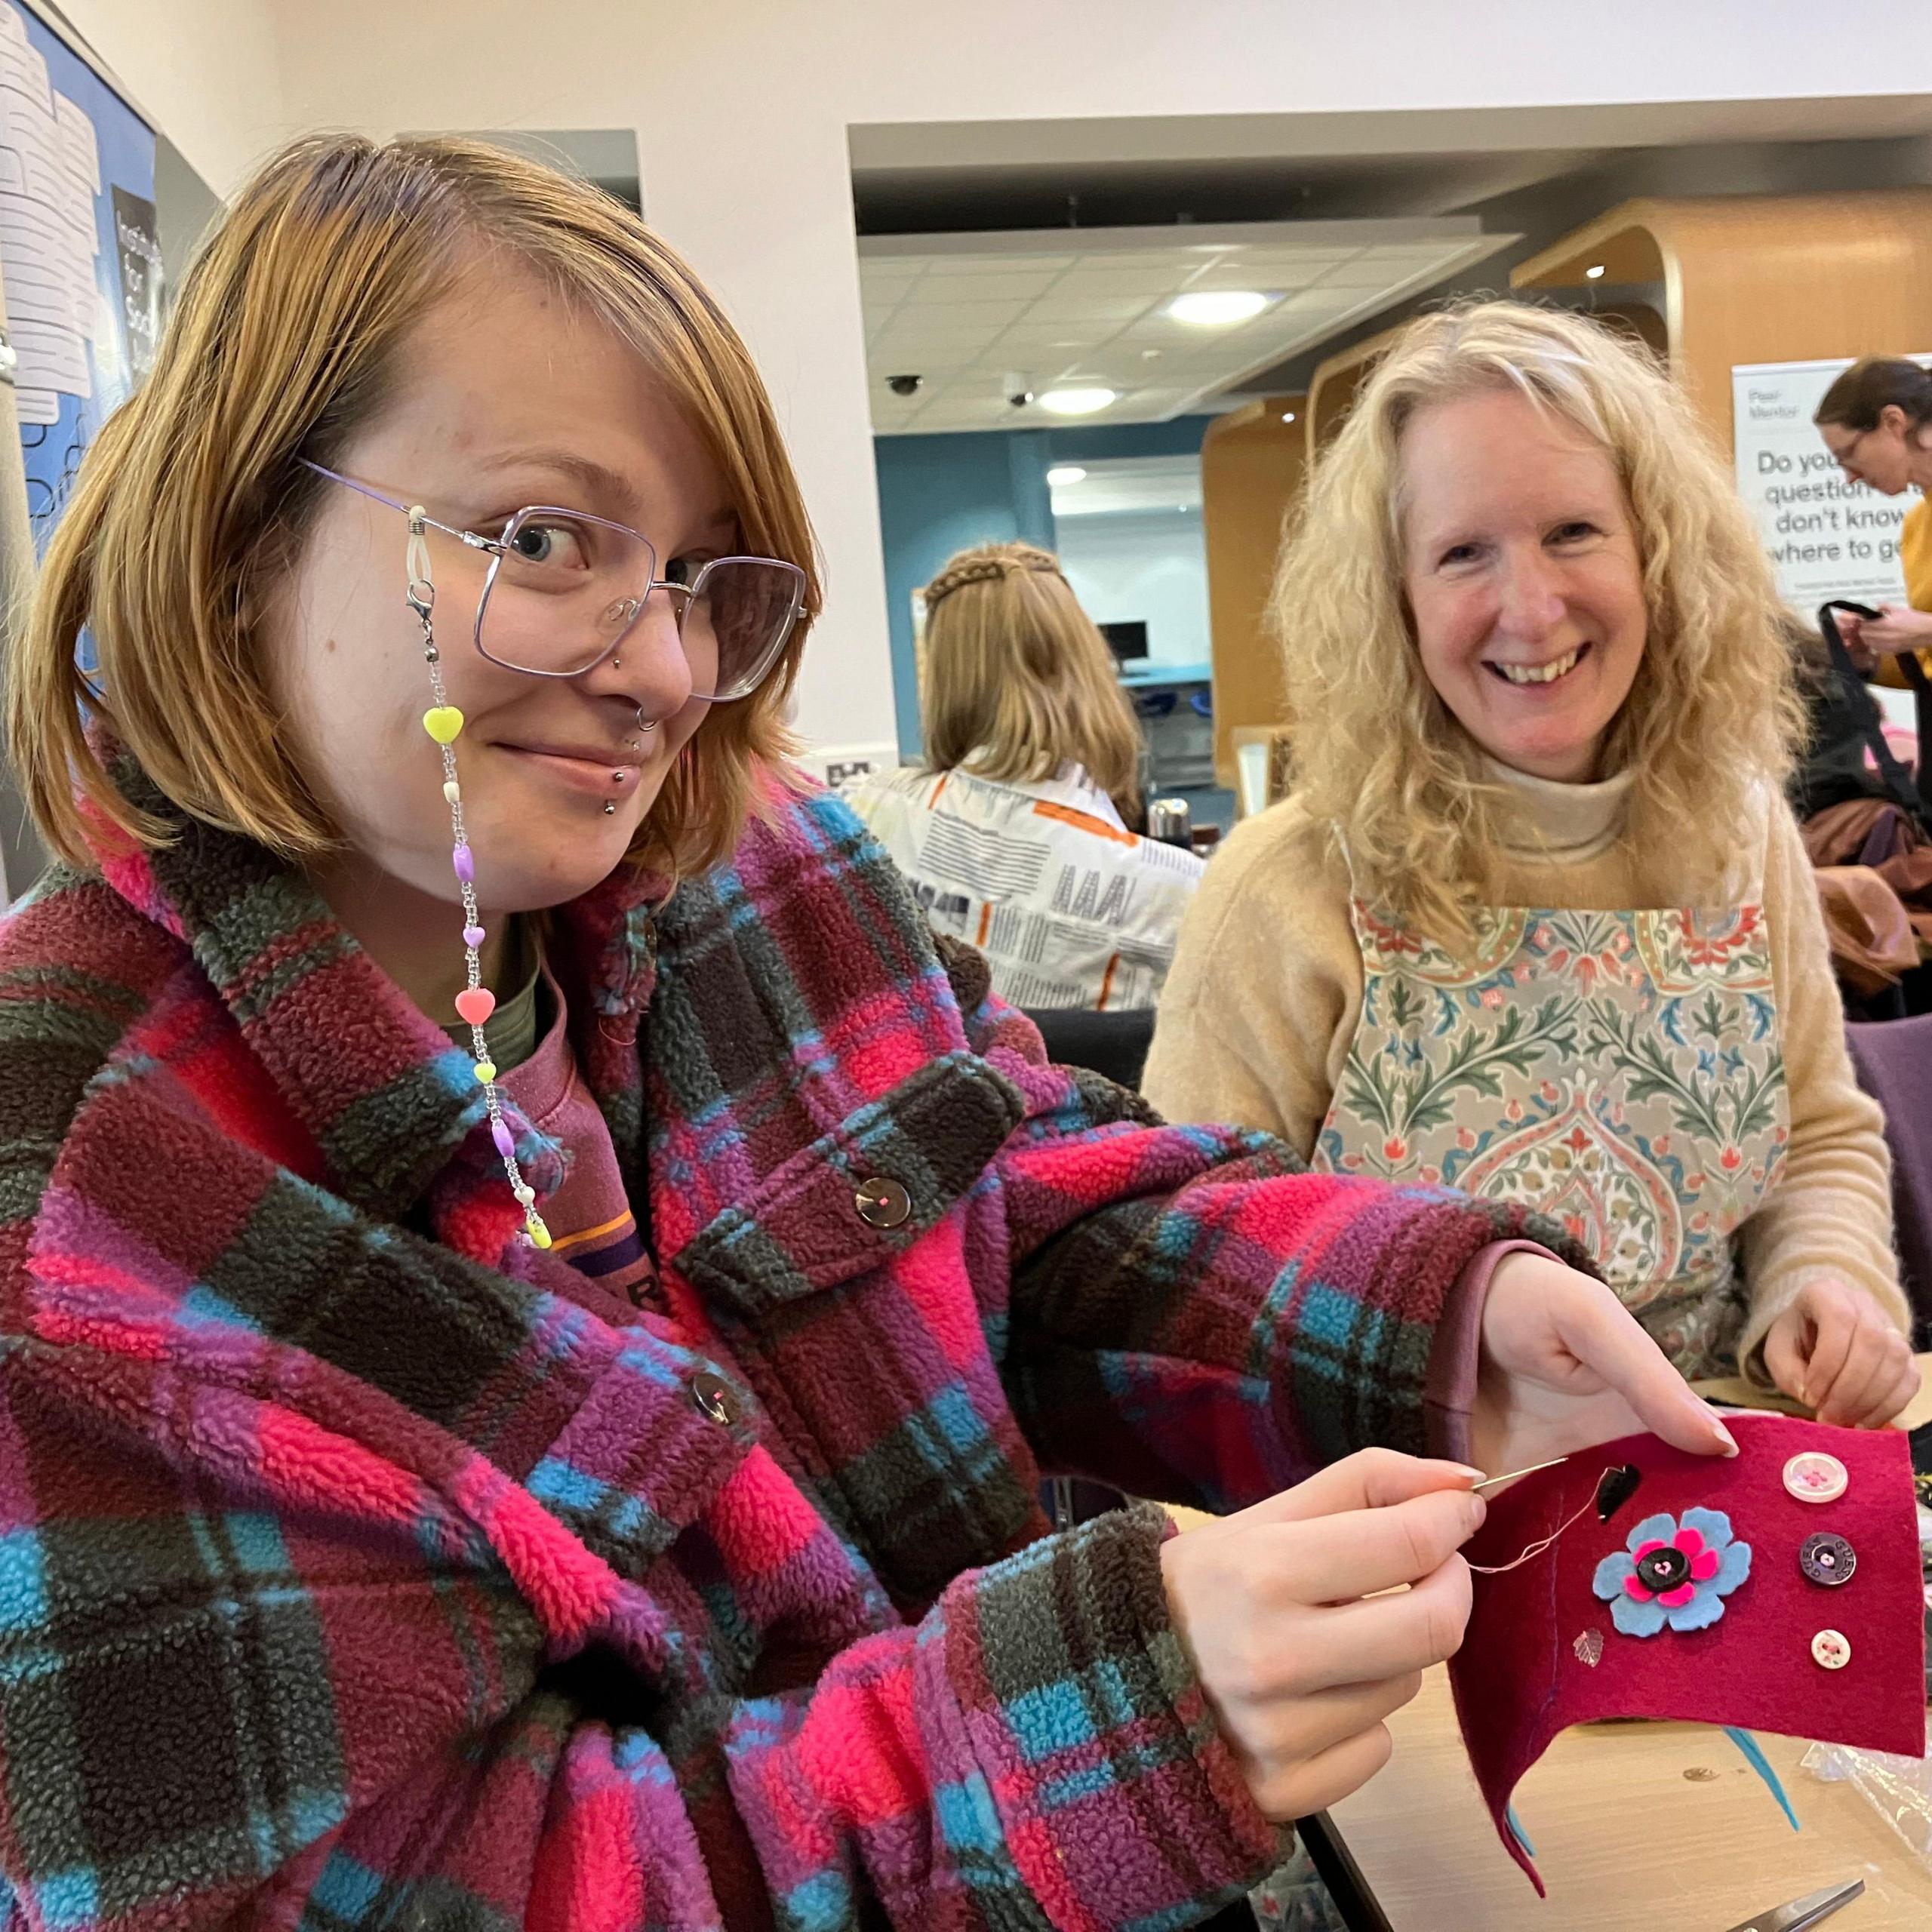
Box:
[863,218,1515,433]
[917,253,1078,275]
[1029,295,1152,324]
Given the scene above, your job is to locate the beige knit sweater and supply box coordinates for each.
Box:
[1143,766,1906,1369]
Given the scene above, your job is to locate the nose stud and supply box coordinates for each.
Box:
[603,801,617,815]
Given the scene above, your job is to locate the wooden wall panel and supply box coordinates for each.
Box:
[1512,191,1932,448]
[1201,393,1305,787]
[1308,324,1405,451]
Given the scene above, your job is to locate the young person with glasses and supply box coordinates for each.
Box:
[0,138,1734,1931]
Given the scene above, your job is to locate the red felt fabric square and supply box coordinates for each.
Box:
[1447,1415,1925,1892]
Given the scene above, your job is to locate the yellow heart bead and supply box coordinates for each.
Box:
[423,706,465,745]
[527,1216,553,1250]
[472,1060,497,1084]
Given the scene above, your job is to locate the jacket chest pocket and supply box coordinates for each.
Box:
[672,1051,1048,1606]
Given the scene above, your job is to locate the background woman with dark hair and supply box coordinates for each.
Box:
[1815,355,1932,682]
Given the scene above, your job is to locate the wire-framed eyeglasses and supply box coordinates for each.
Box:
[302,460,807,702]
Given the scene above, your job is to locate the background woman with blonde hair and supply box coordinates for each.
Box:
[1149,300,1914,1425]
[848,540,1206,1008]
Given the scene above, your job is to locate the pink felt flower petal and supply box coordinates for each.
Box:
[1623,1574,1656,1603]
[1690,1548,1720,1581]
[1657,1583,1698,1607]
[1630,1539,1666,1562]
[1673,1527,1706,1559]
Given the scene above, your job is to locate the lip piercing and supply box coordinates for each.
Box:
[603,801,617,815]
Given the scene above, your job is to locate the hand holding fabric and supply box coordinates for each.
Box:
[1471,1251,1740,1477]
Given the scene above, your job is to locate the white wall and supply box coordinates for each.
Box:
[54,0,286,196]
[61,0,1932,760]
[1057,509,1211,669]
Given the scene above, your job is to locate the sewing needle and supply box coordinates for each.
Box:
[1471,1455,1571,1494]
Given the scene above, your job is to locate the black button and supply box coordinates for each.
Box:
[854,1177,912,1229]
[690,1371,737,1426]
[1800,1531,1856,1588]
[1595,1463,1642,1523]
[1635,1545,1691,1595]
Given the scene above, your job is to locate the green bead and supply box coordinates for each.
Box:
[473,1059,497,1084]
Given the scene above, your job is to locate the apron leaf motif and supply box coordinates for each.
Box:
[1318,897,1787,1377]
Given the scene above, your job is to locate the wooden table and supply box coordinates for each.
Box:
[1323,1358,1932,1928]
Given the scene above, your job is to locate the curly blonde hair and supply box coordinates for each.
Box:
[1272,300,1802,949]
[919,542,1144,823]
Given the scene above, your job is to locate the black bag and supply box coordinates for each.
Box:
[1815,600,1932,833]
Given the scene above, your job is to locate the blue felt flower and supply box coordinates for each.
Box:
[1591,1508,1752,1637]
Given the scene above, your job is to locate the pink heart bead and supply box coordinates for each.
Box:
[454,986,496,1026]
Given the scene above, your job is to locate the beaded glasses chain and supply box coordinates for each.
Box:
[405,506,552,1251]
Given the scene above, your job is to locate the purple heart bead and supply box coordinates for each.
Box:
[491,1119,516,1159]
[452,843,475,884]
[462,924,487,949]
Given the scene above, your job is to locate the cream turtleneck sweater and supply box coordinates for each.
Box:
[1143,767,1906,1369]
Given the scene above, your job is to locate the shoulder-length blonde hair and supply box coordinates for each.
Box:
[8,134,820,881]
[919,542,1143,820]
[1272,300,1801,946]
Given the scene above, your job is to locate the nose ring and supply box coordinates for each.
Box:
[635,706,660,734]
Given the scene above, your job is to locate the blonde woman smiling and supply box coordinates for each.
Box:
[1147,303,1913,1423]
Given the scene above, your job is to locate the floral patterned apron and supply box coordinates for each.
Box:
[1313,881,1790,1377]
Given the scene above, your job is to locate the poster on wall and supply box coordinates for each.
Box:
[1732,355,1931,613]
[0,0,156,548]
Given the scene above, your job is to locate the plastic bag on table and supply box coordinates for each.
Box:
[1801,1734,1932,1866]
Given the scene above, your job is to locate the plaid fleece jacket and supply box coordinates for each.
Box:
[0,771,1553,1932]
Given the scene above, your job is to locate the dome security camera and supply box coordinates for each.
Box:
[886,374,923,397]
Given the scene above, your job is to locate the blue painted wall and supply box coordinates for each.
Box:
[874,414,1215,759]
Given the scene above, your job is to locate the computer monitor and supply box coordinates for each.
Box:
[1100,620,1149,665]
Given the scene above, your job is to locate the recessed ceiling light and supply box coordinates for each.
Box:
[1168,289,1271,327]
[1038,386,1117,416]
[1046,465,1087,486]
[1585,263,1606,280]
[1281,410,1297,423]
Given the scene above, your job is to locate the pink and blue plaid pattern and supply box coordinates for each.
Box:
[0,761,1562,1929]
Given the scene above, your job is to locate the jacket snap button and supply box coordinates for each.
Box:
[690,1371,737,1426]
[854,1177,912,1229]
